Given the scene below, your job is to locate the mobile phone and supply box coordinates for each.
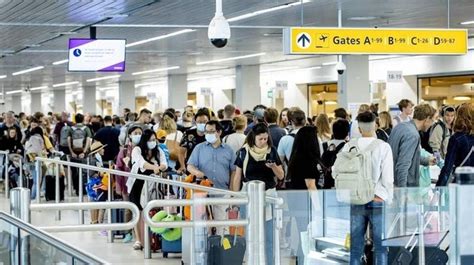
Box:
[266,159,275,164]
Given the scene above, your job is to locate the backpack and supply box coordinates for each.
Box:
[376,129,389,142]
[332,139,379,205]
[59,123,70,147]
[165,132,180,161]
[420,120,446,154]
[71,126,87,152]
[319,142,345,189]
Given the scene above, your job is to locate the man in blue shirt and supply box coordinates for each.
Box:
[187,120,236,235]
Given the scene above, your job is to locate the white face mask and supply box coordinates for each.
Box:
[196,123,206,132]
[147,141,157,150]
[95,153,103,165]
[131,134,141,145]
[205,133,218,144]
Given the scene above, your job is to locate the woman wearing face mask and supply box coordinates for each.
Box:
[233,123,284,265]
[115,126,143,243]
[127,129,167,250]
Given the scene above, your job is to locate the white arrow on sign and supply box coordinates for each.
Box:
[296,32,311,49]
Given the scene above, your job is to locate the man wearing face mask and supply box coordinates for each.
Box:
[178,108,210,173]
[187,120,237,235]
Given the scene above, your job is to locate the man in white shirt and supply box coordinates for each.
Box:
[392,99,414,127]
[341,111,394,265]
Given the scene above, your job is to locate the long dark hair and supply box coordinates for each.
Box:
[138,129,158,162]
[287,126,320,174]
[246,123,273,148]
[30,127,44,137]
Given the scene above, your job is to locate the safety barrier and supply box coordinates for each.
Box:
[0,150,10,197]
[33,157,283,264]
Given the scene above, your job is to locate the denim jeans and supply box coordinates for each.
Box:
[350,201,387,265]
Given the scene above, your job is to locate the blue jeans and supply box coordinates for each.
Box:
[350,201,387,265]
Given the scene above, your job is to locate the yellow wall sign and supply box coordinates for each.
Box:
[283,27,467,55]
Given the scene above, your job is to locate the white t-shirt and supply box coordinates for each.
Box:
[127,146,168,193]
[223,133,246,154]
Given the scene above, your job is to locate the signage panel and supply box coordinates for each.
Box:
[284,27,467,55]
[68,38,126,72]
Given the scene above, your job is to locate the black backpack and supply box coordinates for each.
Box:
[319,142,345,189]
[420,120,446,154]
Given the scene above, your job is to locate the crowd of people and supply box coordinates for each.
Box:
[0,100,472,264]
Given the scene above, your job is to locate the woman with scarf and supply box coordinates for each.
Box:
[233,123,284,265]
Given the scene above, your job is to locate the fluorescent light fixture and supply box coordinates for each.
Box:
[86,75,121,82]
[126,29,195,47]
[260,66,299,73]
[196,52,266,65]
[322,61,338,66]
[187,75,225,81]
[30,86,48,91]
[52,59,69,65]
[12,66,44,76]
[134,82,164,88]
[132,66,180,76]
[227,1,308,22]
[460,20,474,25]
[300,66,322,70]
[0,75,6,79]
[6,90,22,95]
[347,16,380,21]
[52,81,80,88]
[453,96,471,101]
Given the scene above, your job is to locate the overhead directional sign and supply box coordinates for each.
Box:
[284,27,467,55]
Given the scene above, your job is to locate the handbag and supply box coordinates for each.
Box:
[166,132,180,161]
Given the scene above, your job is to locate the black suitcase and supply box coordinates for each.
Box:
[207,234,246,265]
[207,235,223,265]
[111,205,127,238]
[44,175,65,201]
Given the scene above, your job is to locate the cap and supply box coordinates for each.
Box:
[156,129,167,140]
[254,108,265,119]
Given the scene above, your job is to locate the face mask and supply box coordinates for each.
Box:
[147,141,157,150]
[196,123,206,132]
[205,133,218,144]
[95,153,103,165]
[131,134,141,145]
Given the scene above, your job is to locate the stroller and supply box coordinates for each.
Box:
[7,154,31,189]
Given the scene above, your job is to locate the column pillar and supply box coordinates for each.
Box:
[235,65,261,111]
[82,85,97,114]
[167,74,187,109]
[337,55,371,110]
[119,81,135,113]
[53,89,66,112]
[11,95,22,114]
[30,92,42,113]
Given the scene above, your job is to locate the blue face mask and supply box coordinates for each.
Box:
[131,134,141,145]
[205,133,218,144]
[196,123,206,132]
[147,141,157,150]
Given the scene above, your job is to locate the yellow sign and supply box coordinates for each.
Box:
[284,27,467,55]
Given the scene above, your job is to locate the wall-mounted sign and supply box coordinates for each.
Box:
[387,71,403,83]
[284,27,467,55]
[274,80,289,91]
[200,87,212,96]
[68,38,126,72]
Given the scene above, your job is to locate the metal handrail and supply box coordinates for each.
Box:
[35,156,283,204]
[143,198,248,229]
[0,211,107,264]
[30,201,140,233]
[0,150,10,197]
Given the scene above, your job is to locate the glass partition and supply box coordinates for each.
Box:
[0,211,105,264]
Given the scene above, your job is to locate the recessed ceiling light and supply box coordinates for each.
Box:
[12,66,44,76]
[196,52,266,65]
[86,75,121,82]
[453,96,471,101]
[347,16,380,21]
[52,59,69,65]
[126,29,195,48]
[460,20,474,25]
[52,81,80,88]
[132,66,180,76]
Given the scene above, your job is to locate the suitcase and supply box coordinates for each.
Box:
[45,175,65,201]
[111,205,127,239]
[207,234,246,265]
[161,172,183,257]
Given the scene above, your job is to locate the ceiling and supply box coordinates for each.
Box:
[0,0,474,92]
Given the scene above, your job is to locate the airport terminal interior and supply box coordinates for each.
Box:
[0,0,473,264]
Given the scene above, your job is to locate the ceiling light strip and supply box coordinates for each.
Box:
[12,66,44,76]
[86,75,121,82]
[6,90,22,95]
[0,75,7,79]
[132,66,180,76]
[126,29,194,48]
[52,59,69,65]
[30,86,48,91]
[196,52,266,65]
[227,1,307,22]
[52,81,80,88]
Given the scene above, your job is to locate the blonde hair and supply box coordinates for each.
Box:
[378,111,393,129]
[315,113,332,139]
[20,120,29,130]
[233,115,247,131]
[358,104,370,114]
[159,115,177,134]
